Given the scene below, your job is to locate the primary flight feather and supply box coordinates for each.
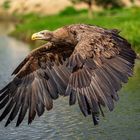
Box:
[0,24,136,127]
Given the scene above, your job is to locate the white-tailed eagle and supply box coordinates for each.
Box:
[0,24,136,127]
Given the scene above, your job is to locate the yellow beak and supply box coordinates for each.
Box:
[31,32,44,40]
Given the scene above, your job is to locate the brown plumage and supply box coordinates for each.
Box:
[0,24,136,127]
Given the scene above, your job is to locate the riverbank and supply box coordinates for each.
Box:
[10,7,140,52]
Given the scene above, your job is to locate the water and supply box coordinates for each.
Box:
[0,23,140,140]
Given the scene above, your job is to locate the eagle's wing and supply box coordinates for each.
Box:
[66,30,136,125]
[0,42,73,126]
[0,28,136,127]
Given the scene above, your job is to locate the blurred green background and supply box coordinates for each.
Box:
[0,0,140,52]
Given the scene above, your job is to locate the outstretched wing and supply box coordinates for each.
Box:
[0,26,136,127]
[0,42,73,126]
[66,29,136,125]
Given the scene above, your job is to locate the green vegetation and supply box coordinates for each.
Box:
[59,6,87,16]
[10,7,140,52]
[95,0,123,8]
[70,0,123,8]
[70,0,123,18]
[2,0,10,10]
[70,0,93,18]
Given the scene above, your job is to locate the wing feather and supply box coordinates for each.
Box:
[0,43,72,126]
[0,25,136,127]
[66,28,136,125]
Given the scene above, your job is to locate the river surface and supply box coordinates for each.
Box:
[0,23,140,140]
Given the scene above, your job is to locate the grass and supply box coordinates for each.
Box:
[10,6,140,52]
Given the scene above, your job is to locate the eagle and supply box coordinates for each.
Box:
[0,24,136,127]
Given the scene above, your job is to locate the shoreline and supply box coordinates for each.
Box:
[2,7,140,52]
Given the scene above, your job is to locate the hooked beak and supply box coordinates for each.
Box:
[31,30,51,41]
[31,32,45,40]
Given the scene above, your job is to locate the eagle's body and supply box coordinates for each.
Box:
[0,24,136,127]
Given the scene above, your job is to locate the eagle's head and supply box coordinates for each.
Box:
[31,28,77,45]
[31,30,53,41]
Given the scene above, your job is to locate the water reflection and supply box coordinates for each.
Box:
[0,34,140,140]
[0,35,30,87]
